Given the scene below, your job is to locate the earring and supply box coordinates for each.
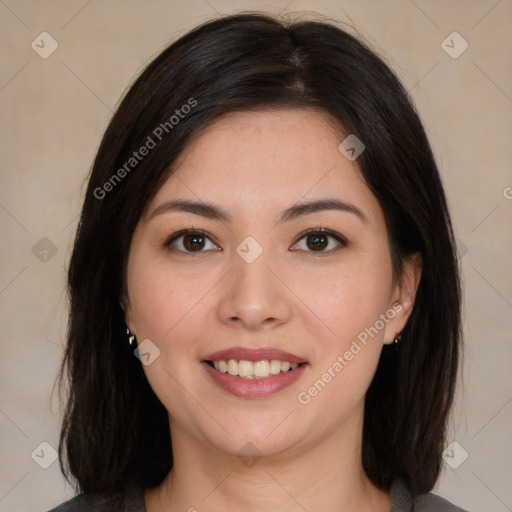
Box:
[393,333,402,344]
[126,328,135,346]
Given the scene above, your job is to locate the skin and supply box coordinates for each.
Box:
[122,109,422,512]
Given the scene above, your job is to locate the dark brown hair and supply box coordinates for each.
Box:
[57,12,462,497]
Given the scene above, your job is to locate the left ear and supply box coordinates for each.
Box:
[383,252,422,344]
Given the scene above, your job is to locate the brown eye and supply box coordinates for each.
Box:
[183,233,205,251]
[165,230,219,253]
[291,228,347,254]
[306,233,328,251]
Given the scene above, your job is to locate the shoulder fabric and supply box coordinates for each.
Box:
[46,484,145,512]
[390,479,469,512]
[415,492,469,511]
[46,492,122,511]
[48,480,469,511]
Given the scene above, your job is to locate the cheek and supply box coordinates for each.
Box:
[294,255,393,412]
[296,257,392,348]
[126,259,213,412]
[296,276,389,416]
[127,254,215,344]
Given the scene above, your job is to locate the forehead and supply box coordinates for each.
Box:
[170,108,349,180]
[146,109,382,227]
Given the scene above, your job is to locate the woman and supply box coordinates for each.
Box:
[50,12,467,512]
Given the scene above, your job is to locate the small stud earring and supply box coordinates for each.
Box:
[127,328,135,346]
[393,333,402,344]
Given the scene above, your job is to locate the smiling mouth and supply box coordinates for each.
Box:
[206,359,304,379]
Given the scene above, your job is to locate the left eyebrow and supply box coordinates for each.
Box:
[278,199,368,224]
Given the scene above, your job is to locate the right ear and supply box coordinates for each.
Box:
[120,294,136,334]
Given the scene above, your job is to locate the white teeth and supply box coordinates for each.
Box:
[227,359,238,376]
[210,359,301,379]
[254,360,270,377]
[238,360,253,378]
[270,359,281,374]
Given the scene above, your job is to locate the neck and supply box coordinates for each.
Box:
[146,408,390,512]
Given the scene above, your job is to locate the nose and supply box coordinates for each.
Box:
[216,245,293,331]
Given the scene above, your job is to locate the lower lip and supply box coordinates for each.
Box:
[202,362,307,399]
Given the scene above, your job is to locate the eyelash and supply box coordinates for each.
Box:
[292,227,348,255]
[163,227,348,256]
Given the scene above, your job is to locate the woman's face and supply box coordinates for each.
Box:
[123,108,420,460]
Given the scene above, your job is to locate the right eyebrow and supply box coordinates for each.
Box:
[148,199,233,223]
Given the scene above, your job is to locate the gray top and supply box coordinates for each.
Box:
[48,478,469,511]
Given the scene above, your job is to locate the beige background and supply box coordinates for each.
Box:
[1,1,511,511]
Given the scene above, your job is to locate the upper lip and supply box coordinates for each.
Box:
[203,347,307,364]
